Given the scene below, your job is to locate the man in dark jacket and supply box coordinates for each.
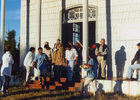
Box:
[95,38,108,79]
[126,43,140,81]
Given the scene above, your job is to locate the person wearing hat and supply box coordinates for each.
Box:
[126,43,140,81]
[44,41,53,77]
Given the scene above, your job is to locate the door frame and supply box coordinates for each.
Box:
[59,4,98,43]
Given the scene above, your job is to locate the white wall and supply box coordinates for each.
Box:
[20,0,140,77]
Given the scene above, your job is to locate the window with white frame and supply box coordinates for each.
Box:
[73,23,80,45]
[63,6,96,23]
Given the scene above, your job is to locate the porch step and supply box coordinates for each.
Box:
[26,84,42,89]
[26,77,83,91]
[49,85,56,90]
[68,87,75,92]
[32,80,40,84]
[60,78,67,83]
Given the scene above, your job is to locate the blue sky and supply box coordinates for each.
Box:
[0,0,21,44]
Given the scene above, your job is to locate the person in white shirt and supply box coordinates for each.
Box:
[1,45,14,95]
[65,44,78,82]
[24,47,35,84]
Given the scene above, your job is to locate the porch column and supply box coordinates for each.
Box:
[82,0,88,63]
[36,0,41,53]
[1,0,5,56]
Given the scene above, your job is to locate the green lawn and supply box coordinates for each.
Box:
[0,87,139,100]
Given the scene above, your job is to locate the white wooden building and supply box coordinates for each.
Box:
[1,0,140,95]
[19,0,140,78]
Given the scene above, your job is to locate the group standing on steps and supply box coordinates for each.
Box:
[0,38,109,96]
[3,38,140,96]
[23,38,109,96]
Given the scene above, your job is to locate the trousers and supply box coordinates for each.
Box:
[1,75,11,94]
[97,56,106,77]
[127,64,140,81]
[25,66,32,82]
[67,60,75,81]
[84,77,96,96]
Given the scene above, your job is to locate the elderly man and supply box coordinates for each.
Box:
[126,43,140,81]
[24,47,35,84]
[95,38,108,79]
[65,44,78,82]
[1,45,14,96]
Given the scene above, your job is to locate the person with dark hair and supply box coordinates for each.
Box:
[65,43,78,82]
[29,47,35,51]
[83,55,98,96]
[126,43,140,81]
[44,42,53,77]
[24,47,35,84]
[32,47,48,85]
[1,45,14,95]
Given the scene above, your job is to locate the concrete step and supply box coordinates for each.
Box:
[60,78,67,83]
[68,87,75,92]
[32,80,40,84]
[49,85,56,90]
[27,77,83,91]
[54,81,63,87]
[88,77,140,96]
[26,84,42,89]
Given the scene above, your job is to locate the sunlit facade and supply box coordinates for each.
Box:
[20,0,140,78]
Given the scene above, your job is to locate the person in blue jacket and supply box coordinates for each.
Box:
[83,54,98,96]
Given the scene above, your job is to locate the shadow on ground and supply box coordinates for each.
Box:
[0,87,140,100]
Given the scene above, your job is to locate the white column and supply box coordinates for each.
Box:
[1,0,5,56]
[34,0,41,78]
[82,0,88,63]
[36,0,41,53]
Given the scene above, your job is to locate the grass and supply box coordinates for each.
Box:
[0,87,140,100]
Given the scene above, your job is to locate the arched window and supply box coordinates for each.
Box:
[63,6,96,23]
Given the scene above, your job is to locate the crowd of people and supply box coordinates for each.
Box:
[1,38,140,96]
[0,38,109,96]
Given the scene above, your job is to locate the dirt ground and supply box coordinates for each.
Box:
[0,87,139,100]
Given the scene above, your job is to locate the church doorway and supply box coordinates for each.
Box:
[61,6,97,49]
[62,21,96,48]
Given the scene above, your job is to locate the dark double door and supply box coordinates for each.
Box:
[62,21,96,48]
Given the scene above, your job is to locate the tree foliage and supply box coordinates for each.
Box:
[5,30,20,75]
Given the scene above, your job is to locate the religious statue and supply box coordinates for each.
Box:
[52,39,66,80]
[52,38,65,66]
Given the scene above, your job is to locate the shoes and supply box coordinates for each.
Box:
[26,81,32,84]
[1,91,4,95]
[97,77,106,79]
[1,91,8,96]
[101,77,106,79]
[97,77,101,79]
